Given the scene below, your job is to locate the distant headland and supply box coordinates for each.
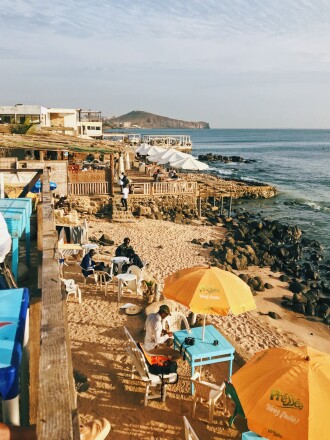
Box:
[103,110,210,129]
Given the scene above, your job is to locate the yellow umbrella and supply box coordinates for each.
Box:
[231,346,330,440]
[163,266,256,339]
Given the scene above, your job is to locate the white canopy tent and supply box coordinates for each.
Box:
[145,146,166,156]
[147,148,177,163]
[135,143,149,154]
[170,156,209,170]
[157,151,190,165]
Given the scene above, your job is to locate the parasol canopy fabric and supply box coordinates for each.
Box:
[125,152,131,170]
[157,150,190,164]
[171,156,209,170]
[231,345,330,440]
[118,155,125,175]
[30,180,57,193]
[163,266,256,316]
[147,148,177,163]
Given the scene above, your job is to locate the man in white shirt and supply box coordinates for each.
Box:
[144,305,180,359]
[121,184,129,211]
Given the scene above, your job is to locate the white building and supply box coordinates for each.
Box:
[0,104,103,139]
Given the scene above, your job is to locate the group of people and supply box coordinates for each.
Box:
[80,237,144,279]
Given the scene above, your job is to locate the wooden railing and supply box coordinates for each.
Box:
[130,180,198,196]
[37,171,79,439]
[68,181,111,195]
[152,181,197,195]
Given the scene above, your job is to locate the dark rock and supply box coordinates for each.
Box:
[238,273,249,283]
[292,303,306,314]
[99,233,114,246]
[279,274,290,282]
[281,300,292,308]
[268,311,281,320]
[305,302,315,316]
[191,238,202,245]
[265,283,274,289]
[292,293,308,304]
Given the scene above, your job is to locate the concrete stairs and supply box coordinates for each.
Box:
[111,196,136,223]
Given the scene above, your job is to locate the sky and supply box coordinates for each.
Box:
[1,0,330,128]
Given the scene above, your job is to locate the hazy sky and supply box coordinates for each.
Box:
[1,0,330,128]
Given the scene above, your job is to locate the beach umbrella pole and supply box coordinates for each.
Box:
[202,315,206,341]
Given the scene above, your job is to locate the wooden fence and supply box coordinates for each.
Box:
[152,181,197,195]
[68,181,111,195]
[68,168,113,196]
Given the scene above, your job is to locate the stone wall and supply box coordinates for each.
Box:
[130,194,198,223]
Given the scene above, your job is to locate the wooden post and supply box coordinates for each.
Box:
[199,197,202,217]
[213,196,216,207]
[110,154,114,196]
[228,196,233,217]
[220,197,224,215]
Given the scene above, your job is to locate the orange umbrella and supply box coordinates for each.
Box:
[163,266,256,339]
[231,346,330,440]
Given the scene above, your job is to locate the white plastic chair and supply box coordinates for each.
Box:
[60,278,82,304]
[123,327,178,406]
[126,265,143,295]
[96,268,113,296]
[78,263,97,285]
[190,372,226,423]
[163,311,191,333]
[183,416,199,440]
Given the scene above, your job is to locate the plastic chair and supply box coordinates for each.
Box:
[60,278,82,304]
[126,265,143,295]
[163,311,191,333]
[123,327,178,406]
[78,263,97,285]
[183,416,199,440]
[225,380,245,427]
[96,268,113,296]
[191,372,226,423]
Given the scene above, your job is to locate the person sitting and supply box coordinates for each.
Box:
[122,247,144,272]
[153,169,161,182]
[115,237,132,257]
[144,305,181,360]
[80,249,104,278]
[171,170,178,179]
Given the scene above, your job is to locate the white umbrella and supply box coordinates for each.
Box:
[136,143,149,154]
[148,148,177,163]
[125,152,131,170]
[118,155,125,174]
[158,151,190,165]
[146,146,166,156]
[171,156,209,170]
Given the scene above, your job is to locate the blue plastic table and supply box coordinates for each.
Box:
[242,431,268,440]
[0,198,32,279]
[174,324,235,393]
[0,288,29,425]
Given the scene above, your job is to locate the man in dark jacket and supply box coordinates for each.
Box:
[115,237,132,257]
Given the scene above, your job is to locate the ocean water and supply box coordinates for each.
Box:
[113,128,330,260]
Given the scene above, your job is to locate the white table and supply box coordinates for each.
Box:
[110,256,129,274]
[116,273,137,302]
[82,243,99,256]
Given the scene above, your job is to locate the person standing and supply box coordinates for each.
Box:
[121,184,129,211]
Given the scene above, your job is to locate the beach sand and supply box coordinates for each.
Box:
[65,218,330,439]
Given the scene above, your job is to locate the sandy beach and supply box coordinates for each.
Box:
[65,217,330,439]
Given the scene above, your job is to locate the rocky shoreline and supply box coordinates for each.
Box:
[198,152,256,164]
[198,207,330,326]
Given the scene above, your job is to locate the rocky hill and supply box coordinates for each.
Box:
[105,111,210,129]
